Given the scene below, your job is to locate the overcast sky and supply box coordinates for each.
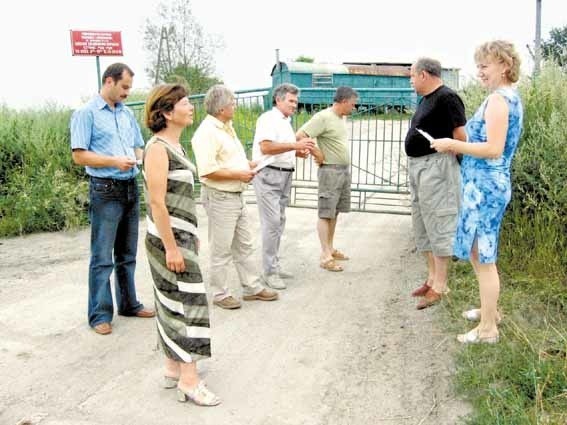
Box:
[1,0,565,109]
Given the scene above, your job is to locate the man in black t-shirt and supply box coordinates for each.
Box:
[405,57,467,310]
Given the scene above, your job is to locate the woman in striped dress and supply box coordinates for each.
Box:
[143,84,220,406]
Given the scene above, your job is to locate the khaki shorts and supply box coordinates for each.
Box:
[317,165,351,219]
[409,153,460,257]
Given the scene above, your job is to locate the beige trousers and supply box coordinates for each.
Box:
[201,186,264,301]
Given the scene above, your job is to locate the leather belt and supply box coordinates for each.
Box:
[266,165,295,172]
[90,176,136,185]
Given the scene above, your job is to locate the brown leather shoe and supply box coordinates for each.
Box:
[93,322,112,335]
[416,288,443,310]
[213,296,242,310]
[242,288,279,301]
[411,281,431,297]
[134,308,156,318]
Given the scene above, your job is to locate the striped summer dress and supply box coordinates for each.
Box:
[143,136,211,362]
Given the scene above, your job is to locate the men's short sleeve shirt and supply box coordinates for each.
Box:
[299,107,350,165]
[252,107,296,167]
[191,115,250,192]
[70,95,144,179]
[404,85,466,157]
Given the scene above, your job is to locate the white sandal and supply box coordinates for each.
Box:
[177,381,221,406]
[457,329,499,345]
[163,376,178,389]
[462,309,481,321]
[462,309,502,324]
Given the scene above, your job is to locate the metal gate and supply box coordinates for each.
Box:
[289,97,414,215]
[128,87,416,215]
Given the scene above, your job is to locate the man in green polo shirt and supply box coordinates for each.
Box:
[296,87,359,272]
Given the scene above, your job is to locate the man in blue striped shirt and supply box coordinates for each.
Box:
[70,63,155,335]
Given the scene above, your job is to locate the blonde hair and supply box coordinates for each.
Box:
[474,40,521,83]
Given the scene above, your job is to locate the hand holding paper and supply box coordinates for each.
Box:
[416,128,434,143]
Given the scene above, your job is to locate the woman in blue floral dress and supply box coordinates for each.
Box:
[431,40,523,344]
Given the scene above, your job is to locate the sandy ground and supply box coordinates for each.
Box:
[0,206,470,425]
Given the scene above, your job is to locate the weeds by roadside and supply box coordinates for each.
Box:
[441,262,567,424]
[0,105,89,235]
[0,101,264,237]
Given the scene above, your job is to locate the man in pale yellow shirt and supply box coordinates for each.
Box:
[191,85,279,309]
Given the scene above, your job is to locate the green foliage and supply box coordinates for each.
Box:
[164,64,223,95]
[295,55,315,63]
[504,64,567,278]
[125,89,150,103]
[442,263,567,424]
[0,105,89,236]
[541,25,567,67]
[143,0,222,85]
[459,81,488,118]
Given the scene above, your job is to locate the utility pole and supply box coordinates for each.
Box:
[155,27,172,84]
[155,27,165,84]
[275,48,282,85]
[534,0,542,74]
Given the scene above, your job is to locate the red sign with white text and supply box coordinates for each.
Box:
[70,30,123,56]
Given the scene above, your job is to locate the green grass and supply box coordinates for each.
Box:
[440,262,567,424]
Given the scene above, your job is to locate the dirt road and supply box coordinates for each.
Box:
[0,207,469,425]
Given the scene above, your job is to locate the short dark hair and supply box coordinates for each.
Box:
[333,86,358,103]
[414,58,442,78]
[102,63,134,85]
[144,84,189,133]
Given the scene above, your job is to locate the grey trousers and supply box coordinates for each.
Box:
[253,167,293,275]
[201,186,264,301]
[408,153,460,257]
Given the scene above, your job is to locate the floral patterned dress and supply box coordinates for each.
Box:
[453,87,523,263]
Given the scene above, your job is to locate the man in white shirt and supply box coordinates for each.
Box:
[191,85,279,309]
[252,83,315,289]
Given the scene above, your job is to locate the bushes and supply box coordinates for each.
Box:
[0,105,89,236]
[504,65,567,279]
[0,100,264,237]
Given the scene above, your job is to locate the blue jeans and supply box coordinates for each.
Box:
[88,177,143,327]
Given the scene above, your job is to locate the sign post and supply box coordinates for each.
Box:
[96,57,102,91]
[70,30,124,91]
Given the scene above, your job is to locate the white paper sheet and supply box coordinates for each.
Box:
[252,155,275,172]
[416,128,435,143]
